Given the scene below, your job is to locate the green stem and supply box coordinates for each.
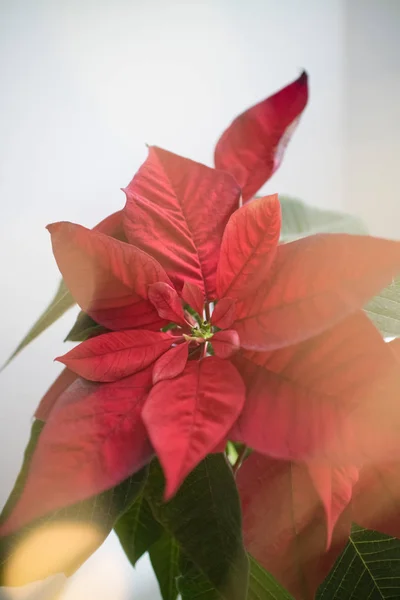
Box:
[233,445,248,476]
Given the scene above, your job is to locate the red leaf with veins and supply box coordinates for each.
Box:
[212,330,240,359]
[232,312,400,463]
[35,368,78,422]
[234,233,400,351]
[93,209,126,240]
[48,222,170,331]
[181,281,204,317]
[211,297,236,329]
[307,464,358,548]
[214,72,308,202]
[148,282,187,326]
[123,146,241,298]
[152,342,189,384]
[0,369,153,535]
[142,357,245,499]
[217,195,281,299]
[237,453,351,600]
[57,330,175,382]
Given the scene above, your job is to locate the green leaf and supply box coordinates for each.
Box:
[0,421,45,525]
[145,455,249,600]
[279,196,400,339]
[247,555,294,600]
[178,554,294,600]
[114,491,162,566]
[3,279,75,367]
[149,531,180,600]
[64,311,108,342]
[317,524,400,599]
[0,420,149,586]
[279,196,368,242]
[364,277,400,338]
[178,556,222,599]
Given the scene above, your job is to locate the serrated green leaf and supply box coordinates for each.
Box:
[317,524,400,599]
[279,196,368,242]
[149,531,180,600]
[364,277,400,338]
[114,490,162,566]
[0,420,149,585]
[3,279,75,367]
[64,310,108,342]
[145,456,249,600]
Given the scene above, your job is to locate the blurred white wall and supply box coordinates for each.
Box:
[0,0,349,598]
[343,0,400,239]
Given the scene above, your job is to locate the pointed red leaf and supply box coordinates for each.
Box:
[353,462,400,538]
[56,330,175,382]
[211,297,236,329]
[216,195,281,299]
[214,72,308,202]
[237,453,351,600]
[212,330,240,359]
[234,233,400,350]
[142,357,245,498]
[148,282,187,326]
[34,368,78,422]
[181,281,204,317]
[0,369,153,535]
[232,312,400,464]
[47,221,170,331]
[93,209,126,240]
[307,464,358,548]
[123,147,241,298]
[152,342,189,384]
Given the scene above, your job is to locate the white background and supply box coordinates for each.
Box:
[0,1,398,598]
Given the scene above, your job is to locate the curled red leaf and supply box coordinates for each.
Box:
[152,342,189,384]
[148,282,187,326]
[57,330,175,382]
[214,72,308,202]
[123,146,241,298]
[0,369,153,535]
[142,357,245,499]
[212,329,240,359]
[181,281,204,317]
[210,297,236,329]
[217,195,281,299]
[47,222,170,331]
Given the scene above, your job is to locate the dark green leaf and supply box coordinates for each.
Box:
[178,555,222,599]
[178,554,294,600]
[0,420,148,586]
[317,524,400,599]
[145,455,249,600]
[3,279,75,367]
[364,277,400,338]
[279,196,368,242]
[64,311,108,342]
[114,491,162,566]
[247,555,294,600]
[149,531,180,600]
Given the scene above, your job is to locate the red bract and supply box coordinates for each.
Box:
[3,73,400,583]
[214,71,309,202]
[236,453,354,600]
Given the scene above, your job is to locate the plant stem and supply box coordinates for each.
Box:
[233,445,248,476]
[204,302,211,323]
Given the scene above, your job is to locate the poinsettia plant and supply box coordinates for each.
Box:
[2,71,400,600]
